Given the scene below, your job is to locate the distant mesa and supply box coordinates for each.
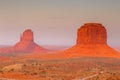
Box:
[21,29,34,42]
[14,29,34,50]
[0,29,47,54]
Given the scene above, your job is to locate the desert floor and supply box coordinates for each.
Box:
[0,56,120,80]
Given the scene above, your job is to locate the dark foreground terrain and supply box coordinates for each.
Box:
[0,57,120,80]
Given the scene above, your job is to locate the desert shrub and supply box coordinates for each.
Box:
[31,72,38,75]
[10,68,14,71]
[40,70,47,74]
[0,70,4,74]
[23,64,27,67]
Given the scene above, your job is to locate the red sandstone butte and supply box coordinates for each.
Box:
[47,23,120,59]
[0,29,47,54]
[77,23,107,45]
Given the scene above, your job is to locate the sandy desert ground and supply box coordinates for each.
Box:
[0,56,120,80]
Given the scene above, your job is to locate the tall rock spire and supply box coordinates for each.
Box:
[14,29,47,53]
[20,29,34,42]
[0,29,47,54]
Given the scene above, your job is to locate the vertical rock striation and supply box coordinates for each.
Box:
[77,23,107,45]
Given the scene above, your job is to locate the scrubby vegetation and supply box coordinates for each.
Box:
[0,57,120,80]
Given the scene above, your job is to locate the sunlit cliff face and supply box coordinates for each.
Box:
[77,23,107,45]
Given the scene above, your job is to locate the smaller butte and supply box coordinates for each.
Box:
[0,29,47,54]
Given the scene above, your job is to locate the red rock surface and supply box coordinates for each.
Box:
[20,29,34,42]
[0,29,47,54]
[77,23,107,45]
